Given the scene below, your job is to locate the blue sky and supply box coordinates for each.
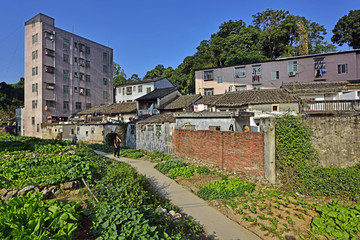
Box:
[0,0,358,84]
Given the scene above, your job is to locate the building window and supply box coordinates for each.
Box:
[63,38,70,48]
[32,50,38,60]
[79,58,85,67]
[45,100,55,108]
[271,71,279,80]
[288,61,298,76]
[235,67,246,78]
[103,52,108,61]
[79,43,85,53]
[63,54,69,63]
[37,124,40,132]
[85,46,90,54]
[103,78,108,85]
[44,49,55,57]
[204,70,214,80]
[86,89,91,96]
[74,72,78,78]
[32,100,38,109]
[253,84,261,90]
[32,33,38,44]
[103,65,108,73]
[74,42,78,49]
[314,57,326,78]
[217,76,223,84]
[32,117,35,125]
[32,83,38,92]
[272,104,279,112]
[91,127,95,134]
[85,74,90,82]
[45,66,54,73]
[130,125,135,134]
[32,67,38,76]
[74,87,79,93]
[44,32,54,40]
[86,60,90,68]
[74,57,78,63]
[46,83,55,90]
[338,64,348,74]
[63,70,69,79]
[86,103,92,109]
[235,85,246,91]
[146,87,151,93]
[126,87,132,95]
[156,125,161,137]
[133,86,136,92]
[209,126,221,131]
[63,101,69,110]
[103,91,109,99]
[252,65,261,82]
[79,73,85,81]
[204,88,214,96]
[75,102,82,110]
[64,85,69,94]
[138,85,142,93]
[118,88,121,94]
[123,88,125,95]
[79,87,85,95]
[147,125,154,131]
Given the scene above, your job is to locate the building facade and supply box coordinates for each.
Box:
[195,50,360,95]
[114,77,174,103]
[24,13,113,137]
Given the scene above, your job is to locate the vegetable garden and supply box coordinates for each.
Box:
[0,133,208,239]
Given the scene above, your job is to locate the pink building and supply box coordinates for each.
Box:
[24,14,113,137]
[195,50,360,95]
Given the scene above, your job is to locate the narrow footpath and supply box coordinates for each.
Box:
[95,151,261,240]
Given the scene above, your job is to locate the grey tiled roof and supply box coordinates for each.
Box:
[282,81,359,94]
[193,95,223,106]
[137,113,176,124]
[214,89,299,107]
[77,102,137,115]
[163,94,201,110]
[136,87,179,101]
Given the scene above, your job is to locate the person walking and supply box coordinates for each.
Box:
[113,135,121,158]
[72,134,78,145]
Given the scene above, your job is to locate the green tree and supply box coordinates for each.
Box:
[332,9,360,49]
[143,64,174,80]
[113,62,128,86]
[129,74,141,82]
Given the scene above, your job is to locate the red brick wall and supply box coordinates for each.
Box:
[174,129,264,177]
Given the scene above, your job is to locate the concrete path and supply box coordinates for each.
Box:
[95,151,261,240]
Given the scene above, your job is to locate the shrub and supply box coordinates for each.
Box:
[198,178,255,200]
[105,132,117,146]
[155,160,187,174]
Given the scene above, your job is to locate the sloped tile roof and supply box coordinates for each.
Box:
[137,113,176,124]
[282,81,359,94]
[193,94,224,106]
[163,94,201,110]
[77,102,137,115]
[102,102,137,114]
[136,87,178,101]
[214,89,299,107]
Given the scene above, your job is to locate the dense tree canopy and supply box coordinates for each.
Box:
[0,78,24,122]
[332,10,360,49]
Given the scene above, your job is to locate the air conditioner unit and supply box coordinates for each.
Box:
[288,72,296,77]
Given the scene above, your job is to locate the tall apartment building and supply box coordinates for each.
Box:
[24,14,113,137]
[195,50,360,95]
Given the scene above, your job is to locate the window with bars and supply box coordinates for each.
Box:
[235,67,246,78]
[204,70,214,80]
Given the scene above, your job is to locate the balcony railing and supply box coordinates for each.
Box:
[302,100,360,113]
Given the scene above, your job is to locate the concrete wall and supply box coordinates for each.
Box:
[303,115,360,168]
[195,51,360,95]
[136,122,175,154]
[174,129,265,178]
[126,123,136,149]
[175,117,248,131]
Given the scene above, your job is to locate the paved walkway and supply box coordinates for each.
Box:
[95,151,261,240]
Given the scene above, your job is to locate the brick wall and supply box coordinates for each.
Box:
[174,129,264,177]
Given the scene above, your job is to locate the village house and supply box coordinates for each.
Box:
[160,94,201,113]
[114,77,174,103]
[195,50,360,95]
